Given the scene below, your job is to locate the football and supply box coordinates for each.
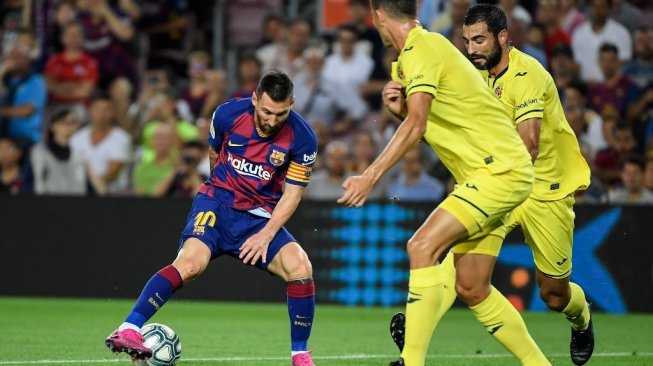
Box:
[134,323,182,366]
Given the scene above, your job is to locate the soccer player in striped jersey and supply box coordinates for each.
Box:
[105,71,319,366]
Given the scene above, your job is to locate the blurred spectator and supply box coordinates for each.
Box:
[257,18,312,79]
[231,54,262,99]
[611,0,643,33]
[571,0,632,83]
[623,27,653,89]
[46,0,78,56]
[588,43,640,120]
[0,136,29,194]
[115,0,141,22]
[646,155,653,192]
[78,0,136,88]
[70,93,132,195]
[419,0,448,30]
[627,83,653,148]
[30,110,86,195]
[500,0,532,25]
[0,0,25,54]
[294,47,367,135]
[536,0,571,63]
[388,145,445,202]
[140,91,198,162]
[559,0,585,35]
[525,23,548,58]
[139,0,190,72]
[259,13,286,47]
[431,0,471,38]
[608,154,653,204]
[509,18,548,68]
[350,130,387,199]
[551,44,580,92]
[564,80,608,158]
[304,140,352,200]
[44,21,99,107]
[179,50,210,120]
[158,139,207,198]
[322,25,373,124]
[594,123,637,186]
[200,69,228,120]
[0,29,46,145]
[132,123,176,196]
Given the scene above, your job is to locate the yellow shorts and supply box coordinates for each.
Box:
[452,194,576,279]
[439,167,533,238]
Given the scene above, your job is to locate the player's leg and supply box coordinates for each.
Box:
[105,195,219,360]
[397,207,469,366]
[522,196,592,365]
[454,248,550,366]
[267,238,316,366]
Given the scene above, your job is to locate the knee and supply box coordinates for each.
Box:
[406,237,442,265]
[455,281,490,306]
[539,287,569,312]
[173,260,205,282]
[282,250,313,281]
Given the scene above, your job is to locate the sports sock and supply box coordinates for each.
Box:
[124,265,183,328]
[470,286,550,366]
[438,253,458,314]
[400,265,445,366]
[287,279,315,352]
[563,282,590,331]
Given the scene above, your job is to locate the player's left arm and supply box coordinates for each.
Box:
[517,118,542,163]
[239,182,305,265]
[513,69,546,164]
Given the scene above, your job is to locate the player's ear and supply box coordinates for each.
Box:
[498,29,508,47]
[290,96,295,108]
[252,92,258,106]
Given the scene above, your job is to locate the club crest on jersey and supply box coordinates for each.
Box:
[494,86,503,99]
[269,149,286,166]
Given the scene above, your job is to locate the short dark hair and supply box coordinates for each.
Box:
[51,109,72,124]
[599,43,619,56]
[565,79,588,96]
[89,90,112,105]
[256,71,294,102]
[370,0,417,19]
[463,4,508,38]
[350,0,369,8]
[624,153,646,171]
[592,0,613,8]
[183,139,207,151]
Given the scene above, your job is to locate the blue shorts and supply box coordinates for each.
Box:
[179,194,296,270]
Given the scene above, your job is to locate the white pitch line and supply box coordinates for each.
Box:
[1,352,652,365]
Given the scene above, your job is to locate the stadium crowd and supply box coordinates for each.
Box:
[0,0,652,204]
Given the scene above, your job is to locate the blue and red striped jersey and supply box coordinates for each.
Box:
[201,98,318,215]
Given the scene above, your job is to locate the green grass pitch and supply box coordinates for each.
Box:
[1,297,652,365]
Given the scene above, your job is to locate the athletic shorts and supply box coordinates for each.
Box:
[452,194,576,279]
[439,166,533,238]
[179,193,296,270]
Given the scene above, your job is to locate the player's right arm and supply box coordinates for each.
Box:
[338,92,431,207]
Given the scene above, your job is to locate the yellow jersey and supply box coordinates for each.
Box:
[479,48,590,200]
[391,26,531,184]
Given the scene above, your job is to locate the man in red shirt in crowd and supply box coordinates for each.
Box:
[44,21,99,106]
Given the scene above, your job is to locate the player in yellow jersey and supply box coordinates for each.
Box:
[460,5,594,365]
[338,1,551,365]
[388,4,594,366]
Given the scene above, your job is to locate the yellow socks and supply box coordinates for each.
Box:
[563,282,591,331]
[470,287,551,366]
[400,265,445,366]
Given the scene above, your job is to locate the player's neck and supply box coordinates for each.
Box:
[390,19,421,52]
[489,46,511,78]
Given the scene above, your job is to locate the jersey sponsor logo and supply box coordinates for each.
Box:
[228,140,245,147]
[556,258,568,266]
[516,99,538,111]
[269,149,286,166]
[227,152,273,181]
[303,151,317,165]
[407,74,424,86]
[466,183,478,191]
[516,71,528,77]
[403,45,414,52]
